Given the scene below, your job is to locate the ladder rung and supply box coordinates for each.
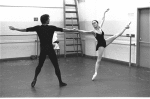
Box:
[65,4,76,7]
[65,11,77,13]
[64,1,83,57]
[66,37,80,39]
[66,50,82,53]
[66,17,78,20]
[66,44,82,46]
[65,31,79,34]
[66,24,79,26]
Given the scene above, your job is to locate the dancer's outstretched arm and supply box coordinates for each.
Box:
[63,28,94,34]
[9,26,78,33]
[100,8,109,28]
[9,26,26,32]
[73,28,94,34]
[63,28,79,32]
[78,30,94,34]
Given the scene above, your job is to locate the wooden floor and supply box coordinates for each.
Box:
[0,56,150,97]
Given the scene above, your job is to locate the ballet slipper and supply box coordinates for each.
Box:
[92,72,97,81]
[31,79,37,88]
[59,82,67,87]
[125,22,131,29]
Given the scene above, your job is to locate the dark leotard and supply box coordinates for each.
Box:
[95,30,106,51]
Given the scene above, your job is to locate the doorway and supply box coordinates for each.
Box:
[137,7,150,68]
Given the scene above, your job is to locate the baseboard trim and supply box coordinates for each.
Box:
[0,54,136,67]
[0,57,31,62]
[84,55,136,67]
[0,54,84,62]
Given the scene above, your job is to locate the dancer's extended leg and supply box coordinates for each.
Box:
[48,49,67,87]
[31,50,46,87]
[92,47,105,81]
[106,22,131,46]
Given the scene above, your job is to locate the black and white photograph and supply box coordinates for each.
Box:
[0,0,150,98]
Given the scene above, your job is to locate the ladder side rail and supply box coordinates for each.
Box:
[75,0,83,56]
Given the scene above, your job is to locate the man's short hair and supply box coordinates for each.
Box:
[40,14,49,24]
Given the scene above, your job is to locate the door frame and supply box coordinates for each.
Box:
[136,7,150,67]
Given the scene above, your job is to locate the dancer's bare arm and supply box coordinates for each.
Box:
[63,28,79,32]
[100,8,109,28]
[74,28,94,35]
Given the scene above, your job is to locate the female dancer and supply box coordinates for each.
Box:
[75,9,131,80]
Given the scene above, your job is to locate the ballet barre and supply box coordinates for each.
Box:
[0,34,60,59]
[0,41,36,44]
[0,34,39,59]
[0,34,135,66]
[0,34,36,36]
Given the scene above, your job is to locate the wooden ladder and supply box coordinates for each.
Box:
[63,0,83,57]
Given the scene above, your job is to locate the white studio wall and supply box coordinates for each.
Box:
[0,0,63,8]
[78,0,150,64]
[1,0,150,62]
[0,0,64,59]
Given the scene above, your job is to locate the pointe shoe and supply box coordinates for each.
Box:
[59,82,67,87]
[31,80,36,88]
[126,22,131,29]
[92,73,97,81]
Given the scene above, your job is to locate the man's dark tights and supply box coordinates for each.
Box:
[33,48,63,84]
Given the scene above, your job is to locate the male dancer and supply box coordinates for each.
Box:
[9,14,77,87]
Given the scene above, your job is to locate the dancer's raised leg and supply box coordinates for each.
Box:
[106,22,131,46]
